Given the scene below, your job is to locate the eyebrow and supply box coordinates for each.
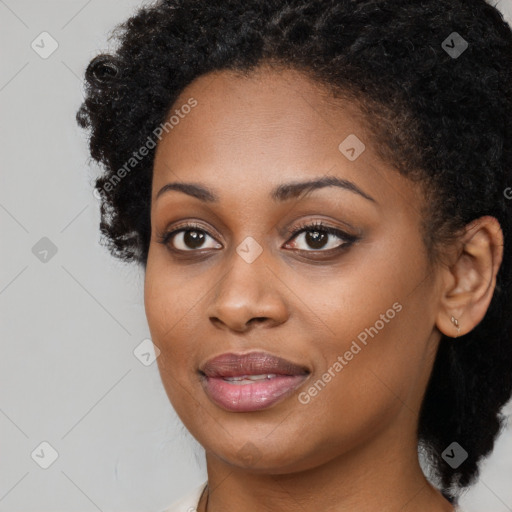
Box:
[155,176,376,204]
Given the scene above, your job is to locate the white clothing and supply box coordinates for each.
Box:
[159,481,207,512]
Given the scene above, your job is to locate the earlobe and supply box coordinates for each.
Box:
[435,216,504,339]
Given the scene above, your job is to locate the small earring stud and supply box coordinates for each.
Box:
[451,315,461,335]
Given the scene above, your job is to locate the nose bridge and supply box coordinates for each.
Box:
[207,235,289,330]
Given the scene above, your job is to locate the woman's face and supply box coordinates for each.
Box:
[144,66,444,473]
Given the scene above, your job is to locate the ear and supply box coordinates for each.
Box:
[436,216,504,338]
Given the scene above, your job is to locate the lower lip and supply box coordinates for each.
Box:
[200,374,309,412]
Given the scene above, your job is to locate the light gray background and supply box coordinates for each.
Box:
[1,1,511,510]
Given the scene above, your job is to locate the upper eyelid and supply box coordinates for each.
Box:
[168,221,346,237]
[286,221,352,237]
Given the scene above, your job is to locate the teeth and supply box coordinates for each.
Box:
[223,374,278,383]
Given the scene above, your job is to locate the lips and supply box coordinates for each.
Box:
[199,351,310,412]
[200,351,310,378]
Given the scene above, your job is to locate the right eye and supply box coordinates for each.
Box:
[157,223,223,252]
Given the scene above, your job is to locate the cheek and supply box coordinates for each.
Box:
[144,262,203,422]
[287,300,428,467]
[144,253,204,342]
[143,256,202,387]
[296,237,434,409]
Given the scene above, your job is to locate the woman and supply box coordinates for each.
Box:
[76,0,512,510]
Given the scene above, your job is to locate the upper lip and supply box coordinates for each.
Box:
[200,351,310,378]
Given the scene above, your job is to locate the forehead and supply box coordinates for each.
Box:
[151,66,424,218]
[162,66,362,137]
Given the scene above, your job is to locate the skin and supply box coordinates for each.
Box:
[144,65,503,512]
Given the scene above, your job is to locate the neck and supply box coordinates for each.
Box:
[199,417,454,512]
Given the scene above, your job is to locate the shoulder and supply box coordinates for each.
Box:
[159,481,208,512]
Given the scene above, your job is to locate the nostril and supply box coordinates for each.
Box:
[249,317,268,325]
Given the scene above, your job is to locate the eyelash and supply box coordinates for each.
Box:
[156,220,358,255]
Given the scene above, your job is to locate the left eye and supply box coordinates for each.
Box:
[284,222,356,252]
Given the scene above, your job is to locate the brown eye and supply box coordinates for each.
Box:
[284,221,357,252]
[157,224,222,252]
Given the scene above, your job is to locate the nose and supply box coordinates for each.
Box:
[206,247,290,333]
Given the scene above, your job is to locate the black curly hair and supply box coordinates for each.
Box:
[76,0,512,500]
